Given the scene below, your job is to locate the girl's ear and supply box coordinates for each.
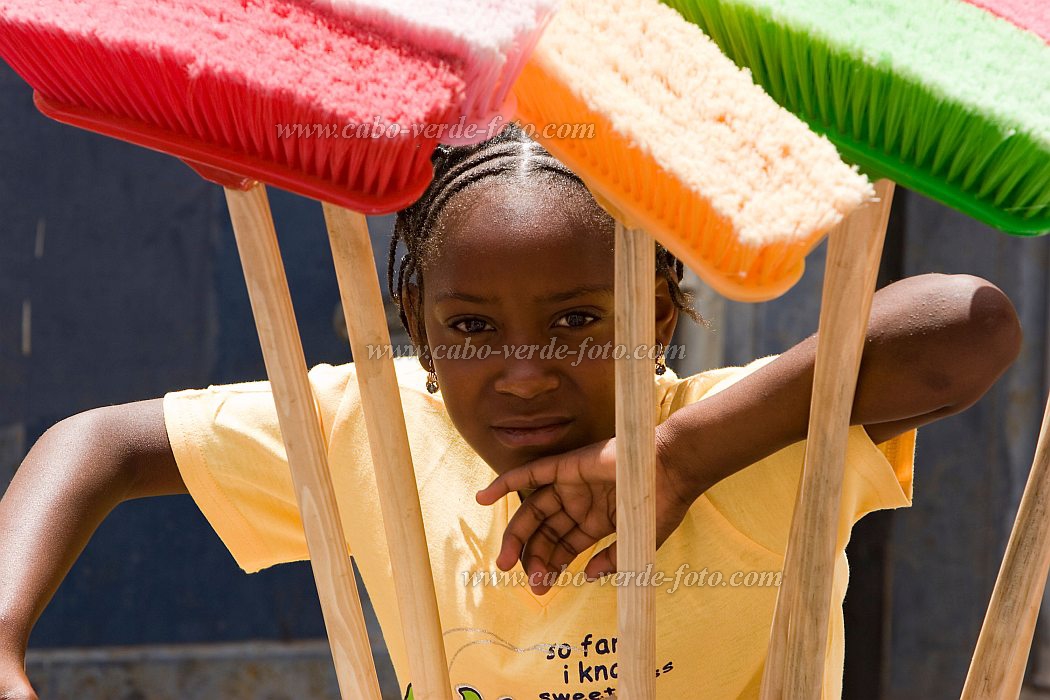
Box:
[655,275,679,350]
[402,283,433,372]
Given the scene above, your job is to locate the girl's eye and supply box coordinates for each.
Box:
[452,318,494,334]
[554,312,599,329]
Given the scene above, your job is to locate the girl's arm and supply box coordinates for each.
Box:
[479,273,1023,588]
[0,399,185,698]
[658,272,1023,501]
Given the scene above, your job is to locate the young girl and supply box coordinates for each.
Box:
[0,125,1023,700]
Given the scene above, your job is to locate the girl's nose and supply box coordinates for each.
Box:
[493,360,560,400]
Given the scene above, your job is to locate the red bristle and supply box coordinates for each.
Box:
[0,0,465,213]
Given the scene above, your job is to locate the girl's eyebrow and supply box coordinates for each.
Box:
[434,290,494,304]
[434,285,613,305]
[538,284,614,303]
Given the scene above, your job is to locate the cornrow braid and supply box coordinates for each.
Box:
[389,124,701,345]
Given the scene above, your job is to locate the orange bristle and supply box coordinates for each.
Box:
[514,0,875,302]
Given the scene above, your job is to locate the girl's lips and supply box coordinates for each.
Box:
[491,420,574,449]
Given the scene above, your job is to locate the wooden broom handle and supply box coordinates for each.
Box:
[322,204,454,700]
[962,394,1050,698]
[760,179,895,700]
[615,220,657,700]
[224,185,382,700]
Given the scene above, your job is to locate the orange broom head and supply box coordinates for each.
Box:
[0,0,553,213]
[513,0,877,302]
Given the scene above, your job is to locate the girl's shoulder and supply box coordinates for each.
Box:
[311,357,437,407]
[658,355,779,420]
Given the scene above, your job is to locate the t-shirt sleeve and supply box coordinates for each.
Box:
[162,362,355,573]
[666,356,916,556]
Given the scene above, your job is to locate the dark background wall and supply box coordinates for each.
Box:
[0,65,398,697]
[2,61,1050,699]
[1,69,333,649]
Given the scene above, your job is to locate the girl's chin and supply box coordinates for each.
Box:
[485,437,600,475]
[469,425,612,474]
[474,443,559,475]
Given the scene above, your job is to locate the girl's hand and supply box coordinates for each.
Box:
[0,659,38,700]
[475,432,703,595]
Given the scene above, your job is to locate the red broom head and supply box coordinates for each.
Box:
[0,0,469,213]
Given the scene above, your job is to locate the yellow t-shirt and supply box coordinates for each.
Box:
[163,356,915,700]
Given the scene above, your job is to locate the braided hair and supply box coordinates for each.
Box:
[389,124,701,343]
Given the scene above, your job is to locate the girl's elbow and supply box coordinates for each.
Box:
[38,407,142,500]
[936,274,1022,410]
[958,274,1021,367]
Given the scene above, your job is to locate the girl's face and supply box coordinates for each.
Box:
[408,176,678,474]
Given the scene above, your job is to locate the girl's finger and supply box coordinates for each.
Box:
[585,542,618,581]
[547,522,602,575]
[476,455,566,506]
[521,510,578,594]
[495,486,563,570]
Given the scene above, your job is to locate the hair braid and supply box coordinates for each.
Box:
[389,124,702,345]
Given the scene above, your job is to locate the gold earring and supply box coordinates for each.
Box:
[421,346,440,394]
[655,345,667,376]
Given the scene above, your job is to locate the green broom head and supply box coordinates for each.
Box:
[662,0,1050,236]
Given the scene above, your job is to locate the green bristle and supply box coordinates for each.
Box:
[662,0,1050,235]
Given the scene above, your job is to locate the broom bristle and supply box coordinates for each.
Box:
[963,0,1050,44]
[514,0,875,302]
[0,0,468,213]
[662,0,1050,235]
[314,0,559,141]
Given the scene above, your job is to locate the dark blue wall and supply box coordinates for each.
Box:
[0,65,384,648]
